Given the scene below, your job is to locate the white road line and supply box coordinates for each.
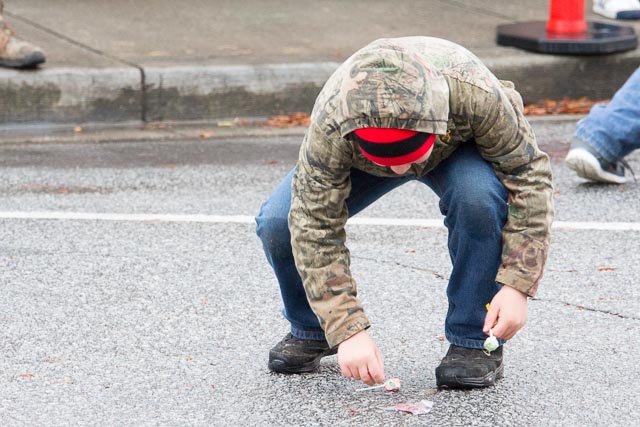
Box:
[0,211,639,231]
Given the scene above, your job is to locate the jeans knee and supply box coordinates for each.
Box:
[256,211,291,258]
[468,199,505,234]
[444,187,507,237]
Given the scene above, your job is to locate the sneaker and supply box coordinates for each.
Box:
[0,9,46,68]
[268,333,337,374]
[565,138,629,184]
[593,0,640,20]
[435,345,504,389]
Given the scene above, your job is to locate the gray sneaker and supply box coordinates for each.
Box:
[565,138,629,184]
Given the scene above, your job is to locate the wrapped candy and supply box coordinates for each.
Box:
[483,303,500,354]
[483,329,500,353]
[383,378,401,391]
[384,400,433,415]
[356,377,401,392]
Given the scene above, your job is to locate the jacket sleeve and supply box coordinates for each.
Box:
[459,80,555,297]
[288,124,371,347]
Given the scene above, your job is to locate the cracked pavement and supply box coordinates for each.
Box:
[1,118,639,426]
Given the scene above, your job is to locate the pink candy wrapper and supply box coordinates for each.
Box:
[384,400,434,415]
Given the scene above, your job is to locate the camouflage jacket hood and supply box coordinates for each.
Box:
[334,39,450,137]
[288,37,554,347]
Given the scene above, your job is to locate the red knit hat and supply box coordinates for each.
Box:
[353,128,436,166]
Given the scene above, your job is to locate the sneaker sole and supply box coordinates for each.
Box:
[436,363,504,389]
[0,51,46,69]
[565,149,626,184]
[268,348,337,374]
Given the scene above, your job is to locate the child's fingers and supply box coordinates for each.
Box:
[483,306,499,335]
[490,319,508,339]
[367,356,385,385]
[339,360,354,379]
[372,347,385,383]
[358,365,374,385]
[491,319,519,340]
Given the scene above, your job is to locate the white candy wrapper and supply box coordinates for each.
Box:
[383,400,434,415]
[483,330,500,353]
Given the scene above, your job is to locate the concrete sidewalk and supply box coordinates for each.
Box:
[2,0,639,126]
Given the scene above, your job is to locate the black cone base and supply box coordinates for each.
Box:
[497,20,638,55]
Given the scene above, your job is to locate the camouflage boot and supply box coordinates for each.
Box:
[435,345,504,389]
[268,333,337,374]
[0,1,45,68]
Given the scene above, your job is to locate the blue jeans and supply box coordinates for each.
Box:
[256,143,508,349]
[575,66,640,162]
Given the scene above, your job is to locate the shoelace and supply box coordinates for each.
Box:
[619,157,638,183]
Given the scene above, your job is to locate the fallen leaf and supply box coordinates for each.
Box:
[405,249,416,253]
[436,334,445,341]
[19,373,34,378]
[143,122,168,130]
[347,408,359,415]
[52,186,71,194]
[266,160,278,165]
[563,269,577,273]
[576,306,584,311]
[524,97,610,116]
[200,300,209,305]
[146,50,170,57]
[597,267,616,271]
[266,112,310,128]
[48,377,73,385]
[199,131,215,139]
[74,126,83,133]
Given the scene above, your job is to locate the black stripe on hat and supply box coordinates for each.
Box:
[354,131,430,158]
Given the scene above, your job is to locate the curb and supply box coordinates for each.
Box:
[0,67,142,124]
[0,52,637,126]
[143,62,338,122]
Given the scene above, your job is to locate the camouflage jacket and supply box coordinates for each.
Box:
[289,37,554,348]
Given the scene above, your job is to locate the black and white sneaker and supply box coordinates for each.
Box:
[565,138,633,184]
[593,0,640,20]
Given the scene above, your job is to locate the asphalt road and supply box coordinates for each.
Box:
[1,119,639,426]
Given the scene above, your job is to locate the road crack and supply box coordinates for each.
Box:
[352,255,449,281]
[533,298,640,321]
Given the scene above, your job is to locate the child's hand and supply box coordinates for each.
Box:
[337,330,385,386]
[483,285,528,340]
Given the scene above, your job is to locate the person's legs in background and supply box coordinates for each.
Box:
[565,67,640,183]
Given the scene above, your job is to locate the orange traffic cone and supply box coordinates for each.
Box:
[497,0,637,54]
